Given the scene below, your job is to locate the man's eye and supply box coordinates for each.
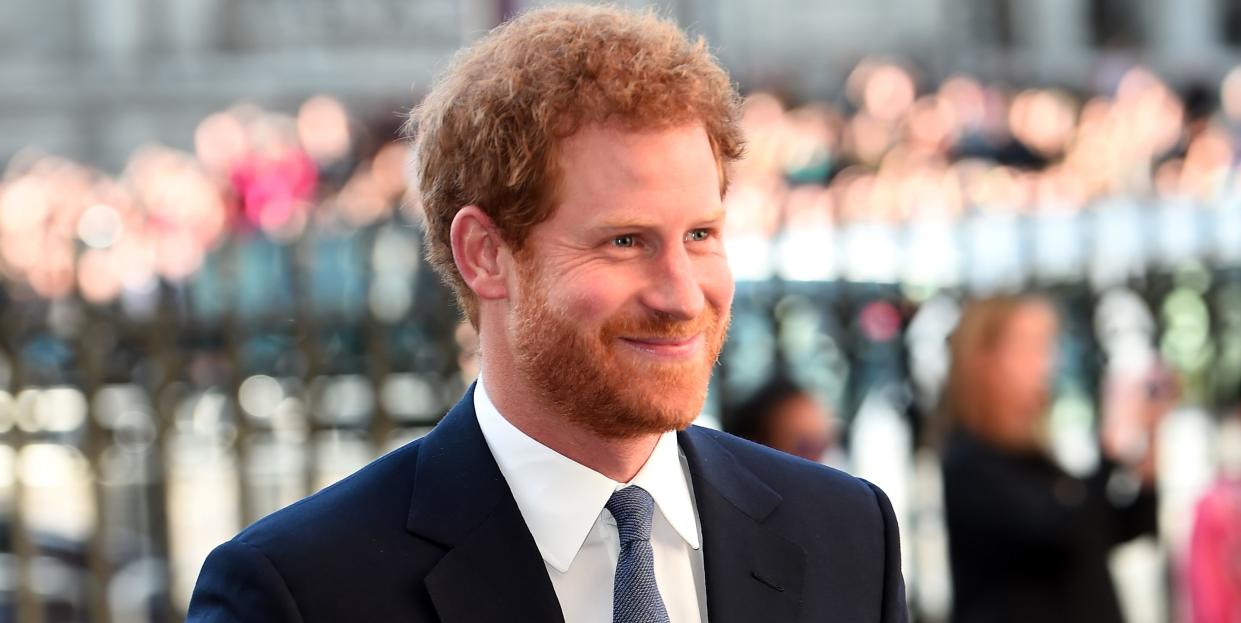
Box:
[612,235,636,248]
[687,229,710,242]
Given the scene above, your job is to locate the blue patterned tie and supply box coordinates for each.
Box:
[606,486,671,623]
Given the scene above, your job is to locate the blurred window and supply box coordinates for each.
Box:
[1091,0,1144,47]
[972,0,1015,47]
[1224,0,1241,46]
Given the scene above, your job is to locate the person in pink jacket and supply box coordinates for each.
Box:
[1188,407,1241,623]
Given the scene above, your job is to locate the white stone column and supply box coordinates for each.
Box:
[166,0,221,56]
[1008,0,1090,83]
[1016,0,1088,54]
[1150,0,1216,63]
[81,0,144,69]
[459,0,501,41]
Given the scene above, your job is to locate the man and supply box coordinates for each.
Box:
[188,6,906,622]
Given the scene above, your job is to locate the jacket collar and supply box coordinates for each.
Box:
[406,385,805,623]
[407,383,565,623]
[678,427,807,623]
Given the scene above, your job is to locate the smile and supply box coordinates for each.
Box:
[617,334,703,359]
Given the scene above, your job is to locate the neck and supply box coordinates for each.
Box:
[479,351,661,483]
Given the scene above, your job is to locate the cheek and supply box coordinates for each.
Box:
[787,405,828,438]
[699,257,735,310]
[554,270,639,324]
[1015,350,1053,388]
[998,356,1035,393]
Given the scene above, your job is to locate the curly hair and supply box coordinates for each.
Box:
[406,4,745,325]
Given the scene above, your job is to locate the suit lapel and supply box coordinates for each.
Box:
[407,385,565,623]
[406,389,805,623]
[678,427,806,623]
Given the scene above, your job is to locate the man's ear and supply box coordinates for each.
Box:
[450,206,510,301]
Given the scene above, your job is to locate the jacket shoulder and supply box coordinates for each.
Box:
[233,437,426,558]
[691,426,880,506]
[189,437,447,621]
[685,427,907,622]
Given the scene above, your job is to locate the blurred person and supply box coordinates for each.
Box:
[229,114,318,234]
[1186,404,1241,623]
[725,375,843,466]
[939,296,1160,623]
[188,6,906,623]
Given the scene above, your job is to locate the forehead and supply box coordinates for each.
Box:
[558,121,713,168]
[548,122,722,220]
[1008,302,1059,334]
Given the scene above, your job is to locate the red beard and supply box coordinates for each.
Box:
[510,262,730,439]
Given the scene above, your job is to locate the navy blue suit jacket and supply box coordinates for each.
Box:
[188,385,907,622]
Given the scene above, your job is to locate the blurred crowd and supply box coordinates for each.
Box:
[0,96,412,309]
[2,60,1241,304]
[2,57,1241,621]
[731,60,1224,224]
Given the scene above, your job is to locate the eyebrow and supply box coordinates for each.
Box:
[590,210,726,232]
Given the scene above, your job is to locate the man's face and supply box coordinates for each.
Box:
[507,123,734,439]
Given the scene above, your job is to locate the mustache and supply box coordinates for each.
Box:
[599,306,727,340]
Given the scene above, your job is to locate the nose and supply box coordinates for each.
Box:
[640,245,706,321]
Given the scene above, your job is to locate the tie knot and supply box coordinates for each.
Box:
[605,485,655,544]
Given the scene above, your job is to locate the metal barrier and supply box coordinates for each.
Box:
[2,213,1240,622]
[0,222,464,622]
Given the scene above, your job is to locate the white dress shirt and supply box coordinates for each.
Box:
[474,377,708,623]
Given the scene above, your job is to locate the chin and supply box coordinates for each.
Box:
[582,381,707,439]
[638,382,709,428]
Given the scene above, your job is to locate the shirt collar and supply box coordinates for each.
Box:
[473,376,701,573]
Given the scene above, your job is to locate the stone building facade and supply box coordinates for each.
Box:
[1,0,1237,171]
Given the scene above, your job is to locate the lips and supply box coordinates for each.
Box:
[618,334,703,359]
